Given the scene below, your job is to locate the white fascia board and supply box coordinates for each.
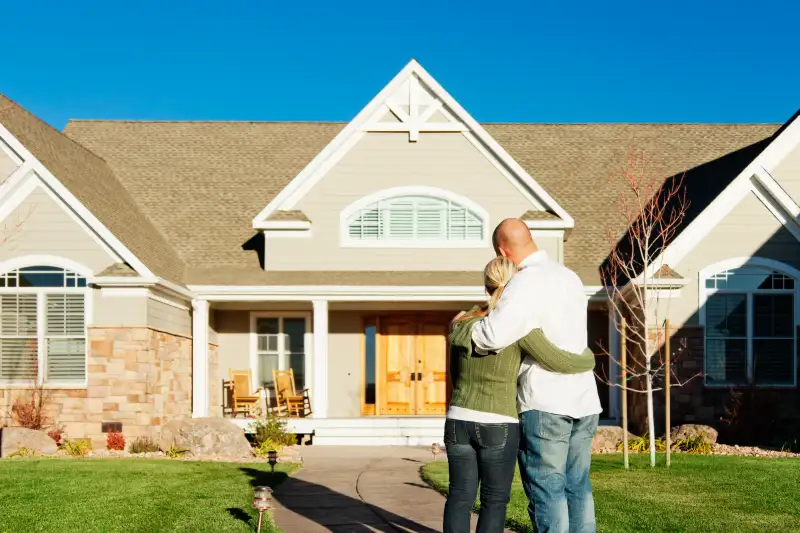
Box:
[188,283,608,302]
[251,59,574,229]
[640,112,800,283]
[253,220,312,231]
[89,276,194,301]
[0,124,155,277]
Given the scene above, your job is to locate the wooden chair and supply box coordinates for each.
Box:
[272,369,312,417]
[228,369,261,417]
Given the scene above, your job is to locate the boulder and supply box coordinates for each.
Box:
[0,427,58,457]
[671,424,718,444]
[159,418,252,457]
[592,426,637,452]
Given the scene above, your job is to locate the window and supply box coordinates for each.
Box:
[703,264,796,387]
[0,266,87,385]
[344,190,486,245]
[362,319,377,415]
[254,316,307,389]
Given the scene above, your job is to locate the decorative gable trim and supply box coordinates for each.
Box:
[0,124,155,278]
[252,59,574,230]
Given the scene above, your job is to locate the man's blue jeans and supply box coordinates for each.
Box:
[518,410,599,533]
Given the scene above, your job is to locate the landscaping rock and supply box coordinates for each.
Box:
[159,418,252,458]
[671,424,718,444]
[0,427,58,457]
[592,426,636,452]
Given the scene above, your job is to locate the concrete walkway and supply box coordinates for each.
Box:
[272,446,513,532]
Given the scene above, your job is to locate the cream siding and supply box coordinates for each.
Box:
[531,231,564,263]
[665,191,800,327]
[0,184,115,273]
[266,132,544,271]
[215,310,251,380]
[92,290,148,326]
[327,311,363,418]
[0,144,18,182]
[147,298,192,338]
[771,142,800,204]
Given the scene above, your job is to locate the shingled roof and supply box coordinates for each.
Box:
[0,94,185,282]
[63,120,778,285]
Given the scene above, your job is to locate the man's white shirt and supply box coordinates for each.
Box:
[472,250,602,419]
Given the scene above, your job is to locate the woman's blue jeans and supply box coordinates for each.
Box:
[443,419,519,533]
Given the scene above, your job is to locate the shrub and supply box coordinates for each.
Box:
[46,424,66,447]
[7,447,37,458]
[248,414,296,451]
[106,431,126,451]
[781,439,800,453]
[128,437,159,454]
[672,435,712,454]
[166,444,190,458]
[11,385,50,430]
[62,439,91,457]
[618,435,666,452]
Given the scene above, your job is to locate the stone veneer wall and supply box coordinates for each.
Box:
[626,325,800,436]
[0,327,192,448]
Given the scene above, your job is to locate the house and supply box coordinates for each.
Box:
[0,60,798,446]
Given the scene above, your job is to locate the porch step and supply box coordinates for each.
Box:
[312,418,445,446]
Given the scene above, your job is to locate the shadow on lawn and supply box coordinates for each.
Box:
[239,467,440,533]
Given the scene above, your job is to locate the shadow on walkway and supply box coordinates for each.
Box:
[239,466,440,532]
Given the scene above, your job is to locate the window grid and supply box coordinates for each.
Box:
[0,267,87,385]
[704,266,796,388]
[255,317,306,389]
[347,195,484,242]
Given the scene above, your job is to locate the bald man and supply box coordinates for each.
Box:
[473,218,601,533]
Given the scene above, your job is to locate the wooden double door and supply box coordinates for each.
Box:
[377,315,449,415]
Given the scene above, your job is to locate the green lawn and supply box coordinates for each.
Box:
[0,459,298,533]
[422,454,800,533]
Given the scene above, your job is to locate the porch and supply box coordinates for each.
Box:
[190,284,619,445]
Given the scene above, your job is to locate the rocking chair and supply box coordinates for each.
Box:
[272,369,312,417]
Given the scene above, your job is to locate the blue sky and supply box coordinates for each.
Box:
[2,1,798,129]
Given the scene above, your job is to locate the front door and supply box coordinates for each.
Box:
[377,315,449,415]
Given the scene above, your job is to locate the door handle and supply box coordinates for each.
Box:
[409,372,423,382]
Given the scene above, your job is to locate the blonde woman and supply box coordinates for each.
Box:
[443,257,595,533]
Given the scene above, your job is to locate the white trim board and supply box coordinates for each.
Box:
[252,59,574,230]
[642,112,800,282]
[189,283,609,302]
[0,173,121,264]
[0,124,155,277]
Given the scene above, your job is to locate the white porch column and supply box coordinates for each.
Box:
[607,302,621,422]
[192,298,210,418]
[312,299,329,418]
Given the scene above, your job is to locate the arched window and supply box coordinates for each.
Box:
[701,259,798,387]
[342,188,487,246]
[0,265,88,385]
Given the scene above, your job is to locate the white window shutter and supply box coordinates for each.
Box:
[45,294,86,383]
[0,294,38,382]
[347,194,484,242]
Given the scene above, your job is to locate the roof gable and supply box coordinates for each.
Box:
[65,120,777,284]
[0,94,185,283]
[252,60,575,230]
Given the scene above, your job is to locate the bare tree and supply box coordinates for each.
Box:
[599,146,698,467]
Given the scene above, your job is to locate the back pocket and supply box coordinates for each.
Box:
[475,423,508,449]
